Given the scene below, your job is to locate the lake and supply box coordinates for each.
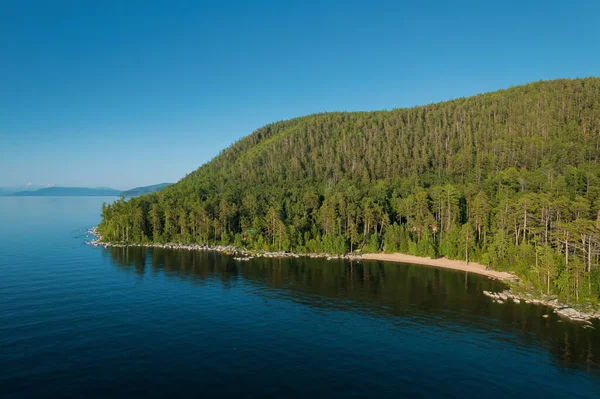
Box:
[1,197,599,398]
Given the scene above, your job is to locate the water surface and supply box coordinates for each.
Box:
[1,197,599,398]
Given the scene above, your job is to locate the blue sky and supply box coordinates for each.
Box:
[1,0,599,189]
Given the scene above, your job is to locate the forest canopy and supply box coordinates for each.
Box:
[99,78,600,304]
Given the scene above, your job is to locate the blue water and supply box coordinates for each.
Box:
[1,197,599,398]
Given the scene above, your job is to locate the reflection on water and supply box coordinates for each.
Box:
[4,197,600,398]
[108,246,600,375]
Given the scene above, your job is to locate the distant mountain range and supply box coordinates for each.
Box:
[2,183,173,197]
[0,185,47,195]
[11,187,122,196]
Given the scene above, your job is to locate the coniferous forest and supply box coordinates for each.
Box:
[99,78,600,304]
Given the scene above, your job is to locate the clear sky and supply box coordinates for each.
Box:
[1,0,599,190]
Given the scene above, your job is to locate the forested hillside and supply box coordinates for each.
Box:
[99,78,600,303]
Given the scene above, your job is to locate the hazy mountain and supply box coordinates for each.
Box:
[120,183,173,198]
[11,187,121,196]
[5,183,174,197]
[0,185,48,195]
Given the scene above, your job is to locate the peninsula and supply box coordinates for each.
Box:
[97,78,600,308]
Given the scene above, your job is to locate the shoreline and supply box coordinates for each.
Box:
[85,228,514,280]
[361,253,598,323]
[84,228,360,261]
[86,227,599,323]
[361,253,518,282]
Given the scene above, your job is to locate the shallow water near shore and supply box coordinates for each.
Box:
[1,197,600,398]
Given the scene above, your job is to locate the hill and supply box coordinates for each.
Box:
[120,183,173,197]
[98,78,600,304]
[0,185,47,196]
[13,187,121,196]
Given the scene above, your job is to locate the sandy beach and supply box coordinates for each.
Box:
[361,253,518,281]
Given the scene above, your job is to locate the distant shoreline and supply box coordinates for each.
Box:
[1,182,173,197]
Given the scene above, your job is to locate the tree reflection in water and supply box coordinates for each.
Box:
[107,246,600,375]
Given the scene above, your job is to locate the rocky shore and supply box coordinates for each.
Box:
[483,289,599,325]
[85,227,361,262]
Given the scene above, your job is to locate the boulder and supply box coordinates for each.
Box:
[555,307,591,321]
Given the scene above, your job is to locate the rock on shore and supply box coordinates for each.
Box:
[482,289,599,323]
[84,227,362,262]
